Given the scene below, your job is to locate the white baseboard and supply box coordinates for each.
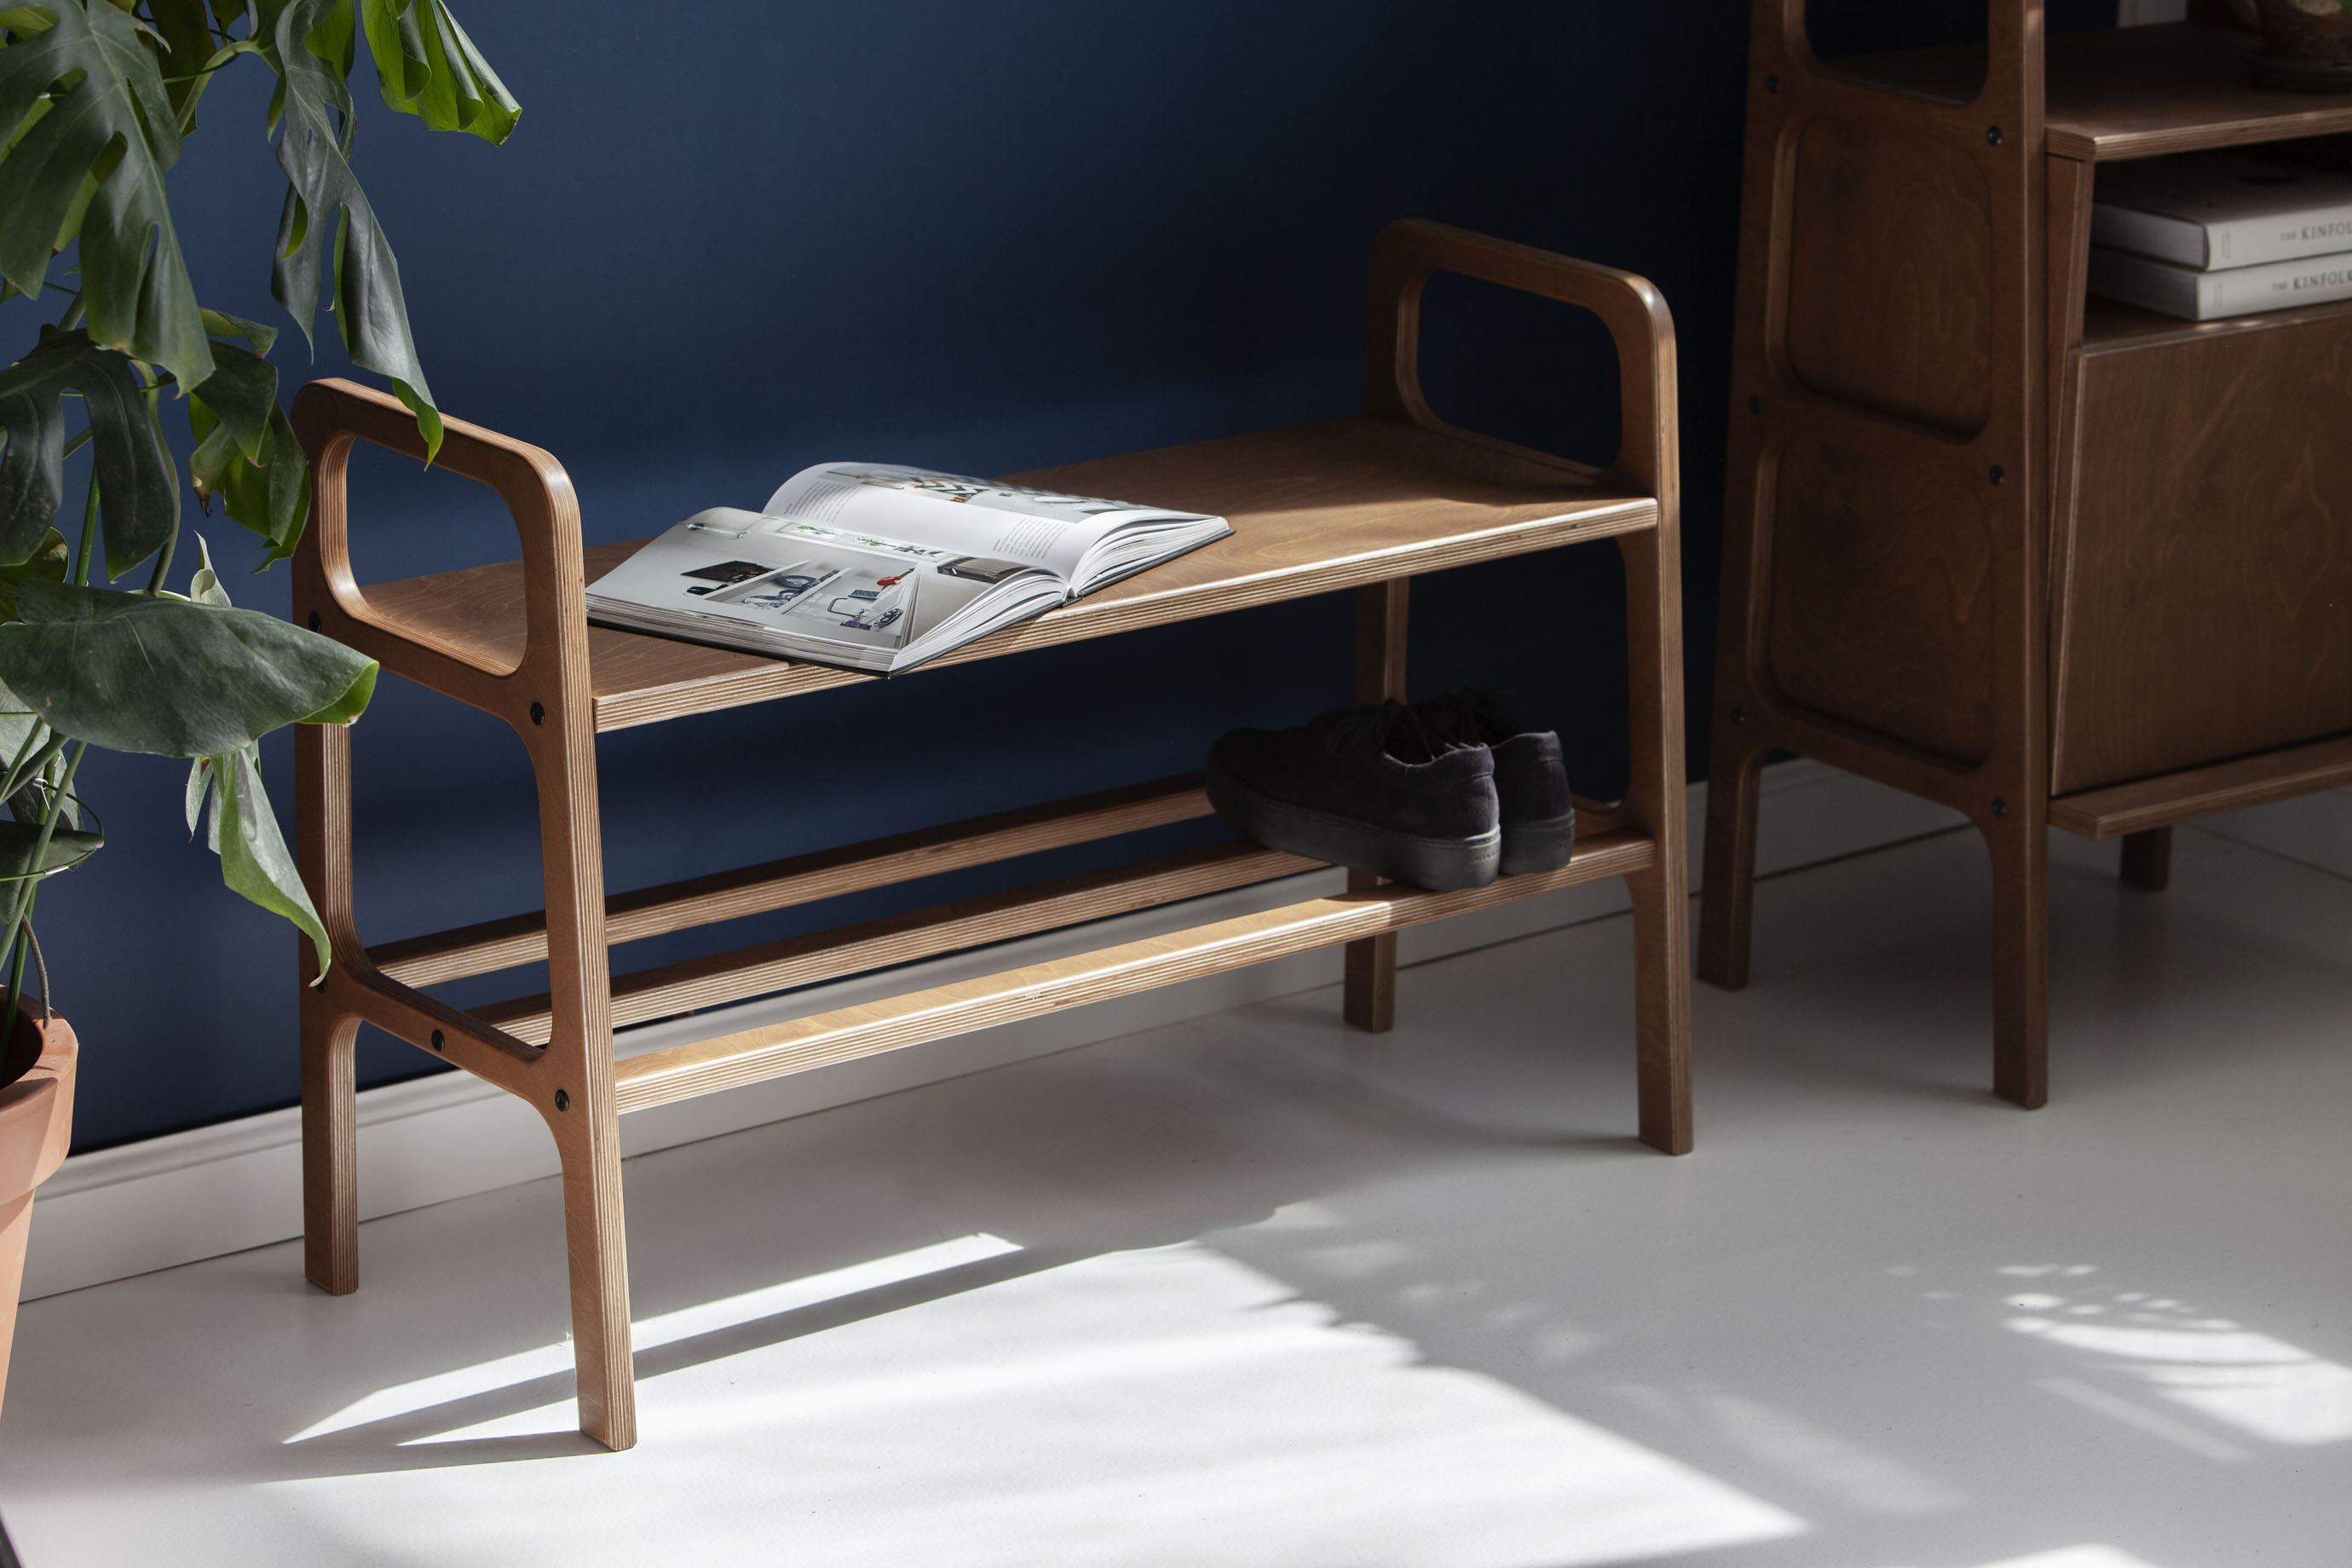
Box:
[26,758,1965,1300]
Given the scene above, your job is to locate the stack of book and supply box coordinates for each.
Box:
[2089,151,2352,321]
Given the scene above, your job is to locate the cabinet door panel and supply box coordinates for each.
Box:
[2052,312,2352,794]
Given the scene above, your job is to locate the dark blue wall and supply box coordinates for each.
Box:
[24,1,2108,1151]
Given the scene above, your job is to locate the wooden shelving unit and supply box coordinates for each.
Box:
[1703,8,2352,1107]
[291,220,1692,1451]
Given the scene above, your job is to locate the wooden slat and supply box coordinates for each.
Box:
[349,417,1656,732]
[478,839,1314,1043]
[2049,733,2352,840]
[372,774,1214,987]
[614,830,1657,1112]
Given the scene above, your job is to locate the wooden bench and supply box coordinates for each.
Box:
[290,218,1691,1450]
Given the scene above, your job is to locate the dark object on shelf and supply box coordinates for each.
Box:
[1414,690,1578,874]
[2249,0,2352,91]
[1206,701,1502,891]
[1706,5,2352,1112]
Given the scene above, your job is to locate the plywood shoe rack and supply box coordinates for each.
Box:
[290,219,1691,1450]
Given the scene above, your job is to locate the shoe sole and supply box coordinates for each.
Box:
[1499,813,1577,877]
[1206,769,1500,890]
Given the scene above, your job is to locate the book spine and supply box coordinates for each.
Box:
[2225,205,2352,269]
[2202,253,2352,316]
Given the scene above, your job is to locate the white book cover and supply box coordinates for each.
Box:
[2087,245,2352,321]
[2091,152,2352,271]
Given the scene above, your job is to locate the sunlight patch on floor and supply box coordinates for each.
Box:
[286,1232,1022,1444]
[2001,1267,2352,1447]
[277,1242,1807,1568]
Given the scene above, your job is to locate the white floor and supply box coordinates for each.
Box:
[3,821,2349,1567]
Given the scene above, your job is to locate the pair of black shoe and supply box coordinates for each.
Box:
[1207,691,1574,890]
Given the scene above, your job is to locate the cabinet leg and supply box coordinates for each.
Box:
[1986,813,2049,1110]
[2120,827,2171,892]
[1629,863,1693,1155]
[1343,579,1409,1033]
[300,1002,360,1295]
[1698,741,1767,991]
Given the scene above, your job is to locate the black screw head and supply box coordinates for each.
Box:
[1747,395,1763,415]
[307,611,321,631]
[1992,798,2009,819]
[529,701,546,726]
[1986,125,2004,147]
[1989,464,2006,486]
[1765,72,1780,95]
[430,1029,444,1052]
[554,1089,570,1112]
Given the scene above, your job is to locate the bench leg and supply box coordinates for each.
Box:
[551,1098,634,1451]
[300,1003,360,1295]
[2120,826,2171,892]
[525,694,636,1450]
[1619,526,1692,1154]
[1344,579,1409,1033]
[297,721,363,1294]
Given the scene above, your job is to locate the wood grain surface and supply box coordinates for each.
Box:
[1830,24,2352,163]
[2049,732,2352,838]
[1785,116,1993,435]
[373,774,1213,987]
[2050,312,2352,793]
[614,830,1657,1114]
[476,841,1314,1044]
[346,416,1654,732]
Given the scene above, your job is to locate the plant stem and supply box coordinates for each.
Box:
[145,527,178,595]
[0,725,62,807]
[74,474,100,586]
[0,741,84,1012]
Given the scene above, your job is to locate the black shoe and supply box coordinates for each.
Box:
[1207,700,1500,889]
[1414,689,1575,874]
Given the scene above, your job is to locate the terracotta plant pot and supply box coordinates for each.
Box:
[0,997,76,1421]
[2251,0,2352,91]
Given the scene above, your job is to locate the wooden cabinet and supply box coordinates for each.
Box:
[1703,7,2352,1107]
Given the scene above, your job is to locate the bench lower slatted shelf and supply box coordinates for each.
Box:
[288,219,1691,1452]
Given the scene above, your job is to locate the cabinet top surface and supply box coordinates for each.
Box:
[357,415,1654,731]
[1832,24,2352,163]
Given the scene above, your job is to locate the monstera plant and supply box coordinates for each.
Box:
[0,0,515,1032]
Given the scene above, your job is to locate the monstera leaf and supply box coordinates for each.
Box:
[0,0,214,392]
[0,329,177,573]
[360,0,516,144]
[264,0,441,455]
[0,575,376,756]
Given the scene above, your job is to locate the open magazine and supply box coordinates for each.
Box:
[585,464,1231,674]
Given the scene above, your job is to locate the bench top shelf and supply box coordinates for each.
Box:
[355,414,1654,731]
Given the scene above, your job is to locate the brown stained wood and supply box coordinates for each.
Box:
[614,831,1658,1113]
[1784,116,1993,435]
[477,841,1316,1044]
[1710,1,2049,1107]
[2120,827,2171,891]
[2049,732,2352,838]
[2049,311,2352,795]
[1344,579,1409,1035]
[1830,25,2352,164]
[343,416,1655,733]
[1764,433,2000,765]
[374,775,1213,987]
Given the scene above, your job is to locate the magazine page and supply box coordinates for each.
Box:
[763,463,1209,584]
[587,508,1056,663]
